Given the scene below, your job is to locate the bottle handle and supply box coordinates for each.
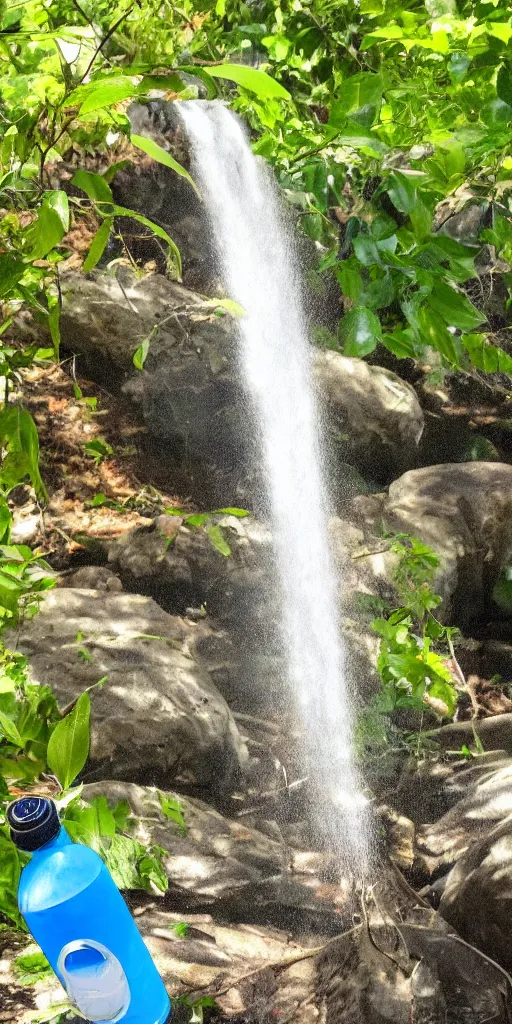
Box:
[57,939,131,1023]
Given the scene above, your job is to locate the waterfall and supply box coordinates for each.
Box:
[181,100,370,869]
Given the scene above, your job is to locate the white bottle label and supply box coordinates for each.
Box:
[57,939,131,1023]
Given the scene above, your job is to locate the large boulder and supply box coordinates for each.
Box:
[313,350,423,484]
[81,781,354,932]
[103,512,382,711]
[439,814,512,971]
[22,268,424,501]
[13,589,248,793]
[414,756,512,878]
[352,462,512,627]
[390,749,512,824]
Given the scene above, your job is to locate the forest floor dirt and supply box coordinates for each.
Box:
[16,359,194,572]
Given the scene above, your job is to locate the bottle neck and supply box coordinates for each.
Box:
[32,825,73,855]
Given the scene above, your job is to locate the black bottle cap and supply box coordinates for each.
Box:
[7,797,60,852]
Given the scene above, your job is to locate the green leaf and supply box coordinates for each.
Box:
[382,330,417,359]
[337,262,364,302]
[133,335,150,370]
[13,951,53,986]
[83,217,112,272]
[497,63,512,107]
[112,799,130,831]
[410,202,432,242]
[0,255,24,298]
[158,791,186,834]
[462,333,512,373]
[105,833,168,893]
[0,496,11,544]
[332,72,383,125]
[386,172,417,214]
[417,306,458,364]
[91,794,116,837]
[47,190,69,232]
[429,281,485,330]
[27,191,69,259]
[214,507,250,517]
[130,135,199,196]
[0,709,23,747]
[353,235,382,266]
[71,170,113,204]
[171,921,190,937]
[338,306,382,357]
[47,298,60,359]
[206,523,231,556]
[428,677,457,717]
[75,77,138,115]
[206,64,290,100]
[47,690,91,790]
[0,833,25,930]
[0,405,47,499]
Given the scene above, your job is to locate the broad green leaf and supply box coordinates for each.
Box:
[0,406,47,499]
[137,74,184,95]
[497,63,512,107]
[382,330,417,359]
[353,234,382,266]
[0,255,24,298]
[338,306,382,357]
[487,23,512,45]
[184,513,209,527]
[427,677,457,717]
[47,691,91,790]
[130,134,199,196]
[332,72,383,123]
[429,281,485,330]
[363,271,395,310]
[0,496,11,544]
[337,262,364,302]
[79,78,137,114]
[462,333,512,373]
[71,170,113,204]
[133,335,150,370]
[91,794,116,837]
[0,832,24,930]
[215,507,250,517]
[206,64,290,100]
[206,524,231,556]
[83,217,112,272]
[410,202,432,241]
[333,126,388,154]
[387,172,417,214]
[210,298,245,317]
[27,192,69,259]
[417,306,458,364]
[47,190,69,232]
[0,710,23,747]
[112,799,130,831]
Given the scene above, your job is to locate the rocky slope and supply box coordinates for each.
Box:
[6,101,512,1024]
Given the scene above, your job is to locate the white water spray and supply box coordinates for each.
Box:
[181,101,370,868]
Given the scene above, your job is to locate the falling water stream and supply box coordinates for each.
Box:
[181,101,370,869]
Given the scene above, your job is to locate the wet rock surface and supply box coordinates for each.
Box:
[352,462,512,627]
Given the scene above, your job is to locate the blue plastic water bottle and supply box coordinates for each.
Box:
[8,796,171,1024]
